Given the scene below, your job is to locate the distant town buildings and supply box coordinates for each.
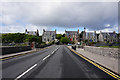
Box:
[118,33,120,43]
[98,31,117,43]
[25,29,39,36]
[65,29,79,43]
[42,29,56,44]
[24,28,119,44]
[86,31,97,42]
[82,31,118,43]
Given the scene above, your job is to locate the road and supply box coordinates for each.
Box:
[1,45,116,79]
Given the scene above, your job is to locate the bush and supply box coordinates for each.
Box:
[60,37,70,44]
[2,33,42,44]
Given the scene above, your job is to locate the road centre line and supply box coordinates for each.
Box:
[15,64,37,80]
[43,54,51,61]
[15,46,59,79]
[51,47,59,55]
[51,51,55,54]
[43,47,59,60]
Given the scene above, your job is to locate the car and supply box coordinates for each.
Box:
[68,43,72,46]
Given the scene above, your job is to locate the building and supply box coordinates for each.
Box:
[65,29,79,43]
[98,31,117,43]
[25,29,39,36]
[118,33,120,42]
[42,29,56,43]
[86,31,97,42]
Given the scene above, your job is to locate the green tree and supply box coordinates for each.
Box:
[56,34,62,40]
[62,34,65,37]
[2,33,27,43]
[24,35,42,43]
[70,41,75,44]
[2,33,42,44]
[60,37,70,44]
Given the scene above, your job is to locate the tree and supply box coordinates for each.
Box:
[2,33,42,44]
[62,34,65,37]
[56,34,62,40]
[70,41,75,44]
[24,35,42,43]
[2,33,26,43]
[60,37,70,44]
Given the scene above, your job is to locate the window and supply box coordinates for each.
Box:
[52,38,54,40]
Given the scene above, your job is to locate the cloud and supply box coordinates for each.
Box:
[86,25,118,33]
[0,1,118,33]
[1,24,51,35]
[1,0,120,2]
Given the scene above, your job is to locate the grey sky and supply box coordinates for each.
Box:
[0,0,119,34]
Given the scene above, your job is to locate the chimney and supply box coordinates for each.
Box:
[65,29,67,33]
[78,29,79,33]
[37,29,39,36]
[94,31,96,34]
[84,27,86,31]
[37,29,39,32]
[55,29,56,33]
[25,29,27,33]
[43,29,45,32]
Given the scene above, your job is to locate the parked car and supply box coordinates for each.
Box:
[68,43,72,46]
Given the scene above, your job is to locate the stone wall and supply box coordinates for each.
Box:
[1,46,32,55]
[84,46,119,59]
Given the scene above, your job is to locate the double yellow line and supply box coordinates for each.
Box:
[0,46,52,61]
[68,47,120,80]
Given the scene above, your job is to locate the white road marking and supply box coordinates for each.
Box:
[43,47,59,60]
[51,51,55,54]
[15,47,60,79]
[15,64,37,80]
[43,54,51,60]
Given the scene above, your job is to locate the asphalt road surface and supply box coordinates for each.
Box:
[1,45,116,80]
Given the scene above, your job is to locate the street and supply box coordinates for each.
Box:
[1,45,116,79]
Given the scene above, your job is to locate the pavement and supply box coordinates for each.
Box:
[68,46,118,74]
[0,49,36,59]
[0,45,119,79]
[0,45,53,59]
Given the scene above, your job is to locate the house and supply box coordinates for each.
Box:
[86,31,97,42]
[42,29,56,43]
[108,32,118,43]
[25,29,39,36]
[65,29,79,43]
[118,33,120,42]
[98,31,117,43]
